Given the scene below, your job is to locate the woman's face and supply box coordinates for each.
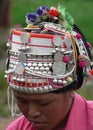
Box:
[14,91,73,130]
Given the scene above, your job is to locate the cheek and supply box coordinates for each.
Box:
[44,100,69,125]
[43,102,65,121]
[16,102,29,115]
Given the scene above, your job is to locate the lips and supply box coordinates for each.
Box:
[31,121,45,128]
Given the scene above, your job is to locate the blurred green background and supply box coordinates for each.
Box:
[0,0,93,117]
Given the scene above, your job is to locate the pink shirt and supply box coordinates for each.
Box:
[6,93,93,130]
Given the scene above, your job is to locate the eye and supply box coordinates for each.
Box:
[18,99,28,104]
[38,102,50,106]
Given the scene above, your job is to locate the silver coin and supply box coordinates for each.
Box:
[53,62,66,75]
[53,35,63,47]
[20,33,30,44]
[67,53,74,72]
[54,52,63,62]
[67,62,74,72]
[65,37,72,48]
[18,52,26,62]
[15,62,24,75]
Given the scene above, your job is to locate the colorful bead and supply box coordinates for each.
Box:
[67,77,73,83]
[82,72,87,77]
[90,70,93,75]
[76,33,81,39]
[78,55,87,68]
[87,42,91,48]
[63,55,69,63]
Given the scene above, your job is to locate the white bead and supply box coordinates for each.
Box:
[44,86,49,92]
[48,63,52,67]
[21,78,25,82]
[4,75,7,78]
[58,80,63,84]
[35,67,39,71]
[39,87,44,93]
[43,63,48,67]
[38,63,43,67]
[45,67,49,71]
[6,42,11,47]
[30,66,34,70]
[52,50,56,54]
[63,80,67,85]
[55,48,59,51]
[33,88,38,93]
[27,63,32,67]
[40,67,45,71]
[25,66,29,70]
[16,78,20,81]
[48,71,52,74]
[48,85,53,90]
[33,63,37,67]
[53,79,58,83]
[43,71,47,74]
[61,48,65,53]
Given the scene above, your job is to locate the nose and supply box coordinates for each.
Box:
[28,103,41,118]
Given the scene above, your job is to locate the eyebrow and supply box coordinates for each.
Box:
[14,94,50,102]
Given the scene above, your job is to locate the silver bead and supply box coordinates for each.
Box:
[45,67,49,71]
[27,63,32,67]
[44,86,49,92]
[33,88,38,93]
[6,42,11,48]
[43,71,47,74]
[13,76,16,80]
[35,67,39,71]
[48,85,53,91]
[16,77,20,81]
[53,79,58,83]
[38,63,43,67]
[52,50,56,54]
[4,74,7,79]
[39,87,44,93]
[58,80,63,84]
[21,78,25,82]
[63,80,67,85]
[48,63,52,67]
[30,66,34,70]
[55,47,59,51]
[43,63,48,67]
[61,48,65,53]
[48,71,52,74]
[40,67,45,71]
[33,63,37,67]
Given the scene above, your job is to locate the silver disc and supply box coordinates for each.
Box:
[53,35,63,46]
[53,62,66,75]
[15,62,24,75]
[67,53,74,72]
[18,52,26,62]
[54,52,63,62]
[65,37,72,48]
[20,33,29,44]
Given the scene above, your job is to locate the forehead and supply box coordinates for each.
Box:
[13,91,58,100]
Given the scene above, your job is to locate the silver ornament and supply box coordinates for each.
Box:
[53,62,66,75]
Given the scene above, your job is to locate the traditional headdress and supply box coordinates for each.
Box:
[5,5,93,95]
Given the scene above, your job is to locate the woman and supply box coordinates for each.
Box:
[5,5,93,130]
